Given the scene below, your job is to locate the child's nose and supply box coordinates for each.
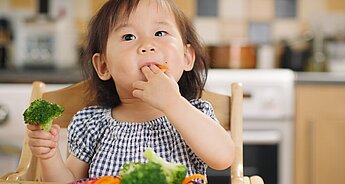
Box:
[141,47,155,53]
[138,41,156,54]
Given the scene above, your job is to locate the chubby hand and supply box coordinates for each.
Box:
[132,64,181,111]
[27,124,60,160]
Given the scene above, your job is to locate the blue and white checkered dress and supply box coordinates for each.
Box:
[67,98,217,180]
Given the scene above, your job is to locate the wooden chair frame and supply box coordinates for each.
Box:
[1,80,264,184]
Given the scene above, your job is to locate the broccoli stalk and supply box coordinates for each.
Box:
[144,148,188,184]
[23,99,64,131]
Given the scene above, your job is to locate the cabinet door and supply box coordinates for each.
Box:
[312,119,345,184]
[295,84,345,184]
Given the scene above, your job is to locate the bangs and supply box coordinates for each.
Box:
[108,0,140,31]
[109,0,172,31]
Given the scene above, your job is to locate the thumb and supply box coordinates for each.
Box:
[27,124,43,131]
[50,124,61,141]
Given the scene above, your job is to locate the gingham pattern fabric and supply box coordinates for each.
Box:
[68,98,217,180]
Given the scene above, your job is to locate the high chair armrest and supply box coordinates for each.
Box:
[2,129,42,181]
[3,171,26,181]
[0,172,14,180]
[3,146,41,181]
[2,130,32,181]
[1,153,31,181]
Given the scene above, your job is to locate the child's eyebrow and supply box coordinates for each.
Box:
[113,20,174,32]
[155,21,173,27]
[113,22,130,32]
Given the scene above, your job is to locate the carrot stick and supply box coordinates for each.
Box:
[93,176,121,184]
[182,174,208,184]
[156,64,168,70]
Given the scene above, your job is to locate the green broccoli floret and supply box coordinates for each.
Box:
[119,162,144,176]
[144,148,188,184]
[120,162,167,184]
[118,148,188,184]
[23,98,64,131]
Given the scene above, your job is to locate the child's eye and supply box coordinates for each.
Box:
[122,34,136,41]
[155,31,167,37]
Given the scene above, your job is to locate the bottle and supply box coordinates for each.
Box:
[54,2,78,69]
[0,18,11,69]
[305,30,328,72]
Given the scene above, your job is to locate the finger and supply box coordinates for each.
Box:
[31,146,52,155]
[28,130,54,140]
[132,89,144,99]
[37,148,56,160]
[141,65,154,79]
[49,124,61,142]
[50,124,60,136]
[27,124,41,131]
[29,138,57,148]
[149,64,161,73]
[132,81,146,90]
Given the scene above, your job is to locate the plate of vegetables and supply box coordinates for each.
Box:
[71,148,207,184]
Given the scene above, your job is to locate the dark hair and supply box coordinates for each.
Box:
[81,0,209,108]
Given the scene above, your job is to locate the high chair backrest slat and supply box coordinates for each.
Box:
[42,80,96,128]
[201,83,244,184]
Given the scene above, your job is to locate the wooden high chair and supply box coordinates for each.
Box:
[1,80,264,184]
[201,83,264,184]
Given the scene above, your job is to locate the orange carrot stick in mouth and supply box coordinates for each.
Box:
[156,64,168,70]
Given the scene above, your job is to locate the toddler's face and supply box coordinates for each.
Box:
[93,0,195,98]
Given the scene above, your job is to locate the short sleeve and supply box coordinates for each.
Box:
[67,106,106,163]
[189,99,218,122]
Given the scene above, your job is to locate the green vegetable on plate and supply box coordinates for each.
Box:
[119,148,188,184]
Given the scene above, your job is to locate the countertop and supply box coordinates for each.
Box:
[1,68,345,84]
[295,72,345,84]
[0,68,83,84]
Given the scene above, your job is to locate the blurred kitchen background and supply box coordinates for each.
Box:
[0,0,345,184]
[0,0,345,72]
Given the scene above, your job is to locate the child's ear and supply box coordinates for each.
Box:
[183,44,195,71]
[92,53,111,80]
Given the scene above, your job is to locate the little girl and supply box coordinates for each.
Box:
[27,0,234,182]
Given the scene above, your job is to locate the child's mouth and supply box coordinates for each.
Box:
[141,63,168,72]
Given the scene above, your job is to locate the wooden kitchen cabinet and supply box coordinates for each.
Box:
[295,84,345,184]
